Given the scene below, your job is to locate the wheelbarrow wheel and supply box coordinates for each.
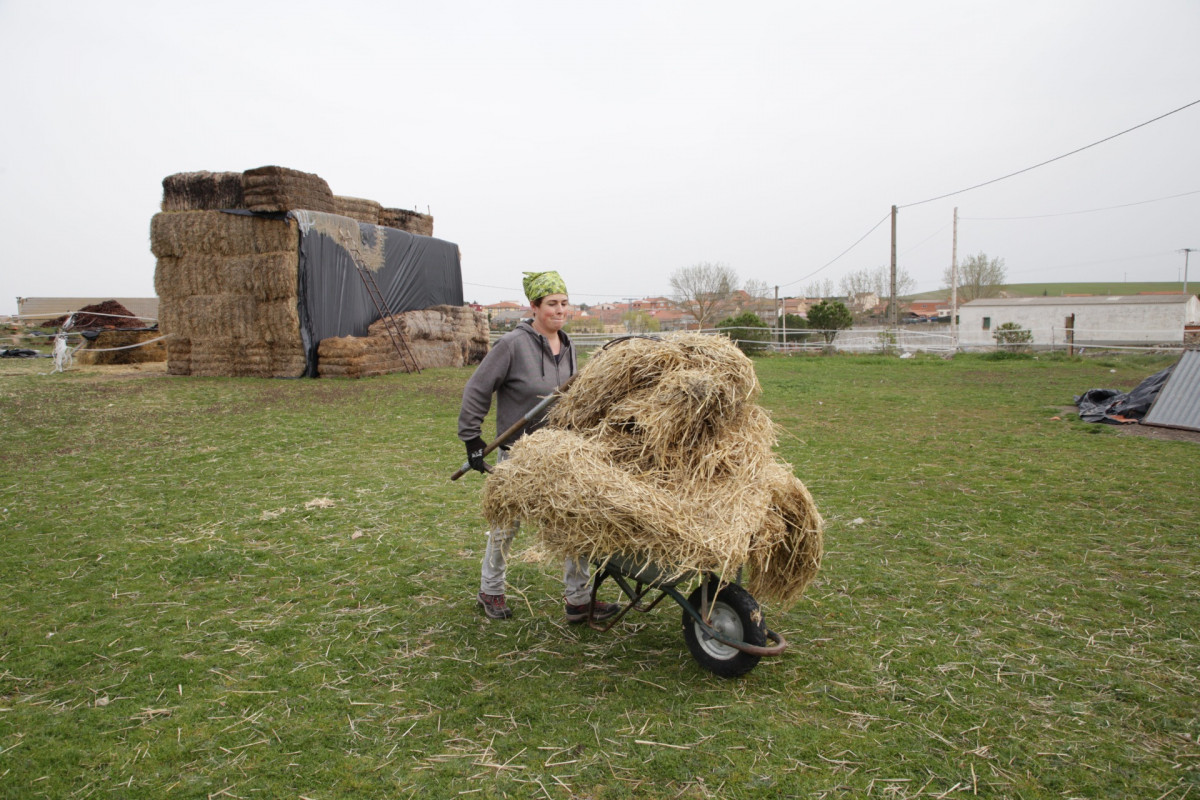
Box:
[682,580,766,678]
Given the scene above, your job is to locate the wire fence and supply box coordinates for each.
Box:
[502,326,1197,356]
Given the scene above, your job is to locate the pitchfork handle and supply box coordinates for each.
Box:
[450,373,578,481]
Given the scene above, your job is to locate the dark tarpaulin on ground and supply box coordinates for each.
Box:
[1075,365,1175,424]
[290,211,463,377]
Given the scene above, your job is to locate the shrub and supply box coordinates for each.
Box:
[716,312,770,354]
[993,322,1032,353]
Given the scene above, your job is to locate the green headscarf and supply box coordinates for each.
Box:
[522,271,568,304]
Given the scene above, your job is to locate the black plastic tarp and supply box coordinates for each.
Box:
[1075,365,1175,424]
[291,211,463,376]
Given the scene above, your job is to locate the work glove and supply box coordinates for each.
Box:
[465,437,492,474]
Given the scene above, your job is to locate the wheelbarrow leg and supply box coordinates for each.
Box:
[585,567,669,632]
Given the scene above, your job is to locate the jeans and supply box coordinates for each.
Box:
[480,449,592,605]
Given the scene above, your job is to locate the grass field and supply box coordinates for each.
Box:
[1,352,1197,799]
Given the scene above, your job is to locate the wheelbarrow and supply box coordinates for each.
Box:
[582,554,787,678]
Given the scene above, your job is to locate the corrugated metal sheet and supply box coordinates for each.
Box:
[1143,349,1200,432]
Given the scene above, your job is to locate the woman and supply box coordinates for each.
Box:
[458,271,620,622]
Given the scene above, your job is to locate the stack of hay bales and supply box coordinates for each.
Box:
[481,332,824,606]
[317,305,489,378]
[379,207,434,236]
[399,305,490,366]
[241,166,336,214]
[333,196,383,225]
[152,165,442,378]
[151,210,306,377]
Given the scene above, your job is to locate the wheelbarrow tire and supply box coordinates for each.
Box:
[682,580,766,678]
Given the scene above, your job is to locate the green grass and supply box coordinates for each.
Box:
[1,353,1197,798]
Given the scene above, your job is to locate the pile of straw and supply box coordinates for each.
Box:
[151,210,307,377]
[76,329,166,365]
[333,195,383,226]
[318,305,489,378]
[481,333,823,606]
[242,165,336,214]
[379,208,434,236]
[46,300,145,331]
[161,171,245,212]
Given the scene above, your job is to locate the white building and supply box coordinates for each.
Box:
[956,294,1200,349]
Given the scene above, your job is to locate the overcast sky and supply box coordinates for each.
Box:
[2,0,1198,317]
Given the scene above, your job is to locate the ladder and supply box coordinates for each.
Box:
[354,265,421,374]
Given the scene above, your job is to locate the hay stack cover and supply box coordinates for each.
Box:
[481,333,823,606]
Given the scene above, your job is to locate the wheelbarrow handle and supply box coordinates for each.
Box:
[450,373,578,481]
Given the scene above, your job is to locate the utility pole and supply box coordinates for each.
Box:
[950,207,959,348]
[774,285,781,349]
[1180,248,1195,296]
[889,205,898,327]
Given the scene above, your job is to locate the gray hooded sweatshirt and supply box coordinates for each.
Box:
[458,321,577,445]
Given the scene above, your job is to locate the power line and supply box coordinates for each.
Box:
[898,98,1200,209]
[960,188,1200,220]
[780,211,891,289]
[463,281,663,301]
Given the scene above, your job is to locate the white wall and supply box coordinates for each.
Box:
[957,296,1200,348]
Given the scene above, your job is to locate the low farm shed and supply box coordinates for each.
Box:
[957,294,1200,350]
[151,167,466,377]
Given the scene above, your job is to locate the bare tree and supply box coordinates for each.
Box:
[670,262,739,329]
[805,278,835,299]
[741,279,774,316]
[840,266,915,302]
[839,268,878,301]
[944,252,1006,303]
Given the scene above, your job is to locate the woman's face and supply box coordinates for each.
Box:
[532,293,570,334]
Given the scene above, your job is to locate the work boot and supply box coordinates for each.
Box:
[477,592,512,620]
[565,600,621,624]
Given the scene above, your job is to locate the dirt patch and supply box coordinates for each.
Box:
[1066,406,1200,444]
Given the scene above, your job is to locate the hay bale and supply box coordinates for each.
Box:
[314,305,487,377]
[165,337,192,375]
[333,195,383,225]
[242,165,336,214]
[394,305,489,365]
[151,209,307,377]
[154,252,297,301]
[75,329,167,365]
[408,339,463,368]
[317,334,400,378]
[379,207,434,236]
[150,211,298,258]
[481,332,824,606]
[161,171,245,211]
